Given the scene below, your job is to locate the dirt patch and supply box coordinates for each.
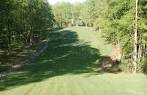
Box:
[95,47,121,73]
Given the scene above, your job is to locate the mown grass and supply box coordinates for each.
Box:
[0,27,147,95]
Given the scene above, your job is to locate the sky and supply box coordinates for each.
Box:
[48,0,86,5]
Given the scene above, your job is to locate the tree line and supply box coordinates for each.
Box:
[0,0,54,64]
[52,0,147,73]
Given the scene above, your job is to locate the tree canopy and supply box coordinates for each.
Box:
[0,0,54,64]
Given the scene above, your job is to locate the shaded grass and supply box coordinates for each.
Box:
[0,28,101,90]
[0,42,42,72]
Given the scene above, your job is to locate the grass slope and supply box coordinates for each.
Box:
[0,27,147,95]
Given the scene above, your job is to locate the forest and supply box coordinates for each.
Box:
[0,0,54,71]
[0,0,147,95]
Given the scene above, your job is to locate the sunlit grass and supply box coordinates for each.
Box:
[1,73,147,95]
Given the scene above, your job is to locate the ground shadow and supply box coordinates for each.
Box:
[0,29,120,91]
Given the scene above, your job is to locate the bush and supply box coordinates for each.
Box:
[119,59,133,73]
[119,57,147,73]
[139,59,147,73]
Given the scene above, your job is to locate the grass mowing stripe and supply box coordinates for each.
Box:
[75,76,92,95]
[29,81,47,95]
[52,76,58,95]
[86,74,147,95]
[59,75,70,95]
[67,76,81,95]
[73,76,87,95]
[25,83,40,95]
[79,76,101,95]
[86,75,125,95]
[40,77,57,95]
[86,76,114,95]
[62,75,68,95]
[55,76,65,95]
[38,79,52,95]
[17,84,36,95]
[37,81,48,95]
[5,83,36,95]
[68,76,83,95]
[59,75,76,95]
[38,79,56,95]
[76,76,98,95]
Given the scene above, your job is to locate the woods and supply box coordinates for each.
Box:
[90,0,147,73]
[0,0,54,66]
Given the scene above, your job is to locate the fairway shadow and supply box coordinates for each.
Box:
[0,29,120,91]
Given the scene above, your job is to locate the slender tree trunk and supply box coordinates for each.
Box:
[30,25,33,46]
[116,29,121,61]
[8,24,11,54]
[60,15,63,27]
[133,0,138,73]
[138,33,142,63]
[71,12,74,26]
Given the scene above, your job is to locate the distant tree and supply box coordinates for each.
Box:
[52,2,72,27]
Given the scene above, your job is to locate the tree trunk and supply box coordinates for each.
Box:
[137,33,142,63]
[60,15,63,27]
[133,0,138,73]
[7,17,11,55]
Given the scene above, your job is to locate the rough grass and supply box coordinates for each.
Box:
[0,27,147,95]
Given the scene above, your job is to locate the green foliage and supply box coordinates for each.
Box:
[137,58,147,73]
[0,0,54,49]
[142,59,147,73]
[82,0,147,72]
[52,2,72,27]
[119,62,133,72]
[0,0,54,65]
[139,0,147,46]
